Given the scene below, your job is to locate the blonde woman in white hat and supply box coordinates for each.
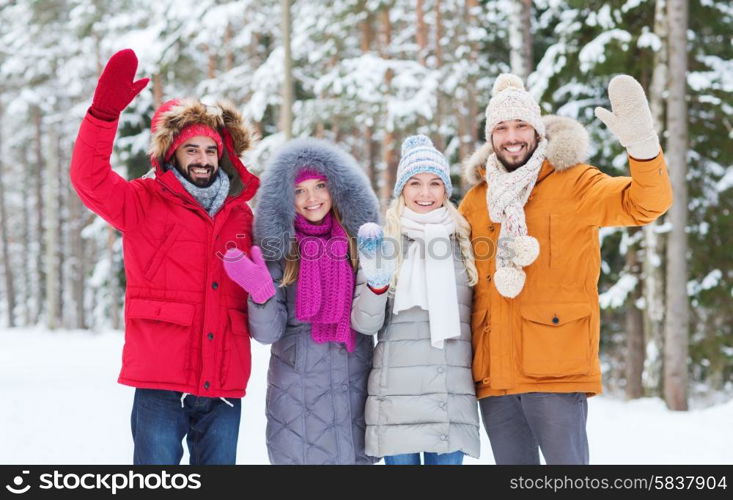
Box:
[351,135,480,465]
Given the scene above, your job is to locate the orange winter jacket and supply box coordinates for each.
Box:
[458,116,673,399]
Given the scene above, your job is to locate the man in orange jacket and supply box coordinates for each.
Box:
[459,74,672,464]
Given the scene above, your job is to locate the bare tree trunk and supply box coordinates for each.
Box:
[22,149,32,326]
[247,32,265,137]
[509,0,533,80]
[68,165,86,329]
[416,0,428,66]
[152,74,163,108]
[360,9,373,50]
[57,135,65,327]
[379,7,398,209]
[45,127,60,330]
[433,0,445,151]
[643,0,668,396]
[381,130,397,210]
[0,169,15,327]
[364,127,378,191]
[360,10,378,190]
[108,228,121,330]
[415,0,429,135]
[207,44,217,79]
[281,0,294,139]
[435,0,443,65]
[0,99,17,327]
[460,0,481,162]
[33,106,46,324]
[663,0,689,411]
[625,232,644,399]
[224,23,234,72]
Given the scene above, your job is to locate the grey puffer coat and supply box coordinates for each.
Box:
[248,260,375,465]
[248,138,380,465]
[350,236,480,459]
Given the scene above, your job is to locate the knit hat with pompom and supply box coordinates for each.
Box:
[393,134,452,198]
[484,74,545,140]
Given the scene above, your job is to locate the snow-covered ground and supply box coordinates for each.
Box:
[1,327,731,464]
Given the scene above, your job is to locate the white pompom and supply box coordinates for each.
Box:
[510,235,540,267]
[494,267,526,298]
[491,74,525,97]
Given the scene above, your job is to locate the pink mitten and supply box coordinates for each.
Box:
[223,246,276,304]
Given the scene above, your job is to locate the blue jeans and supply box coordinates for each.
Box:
[131,388,241,465]
[479,392,589,464]
[384,451,464,465]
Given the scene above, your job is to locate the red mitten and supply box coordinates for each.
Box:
[90,49,149,121]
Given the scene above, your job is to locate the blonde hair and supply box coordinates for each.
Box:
[281,206,358,287]
[384,194,478,292]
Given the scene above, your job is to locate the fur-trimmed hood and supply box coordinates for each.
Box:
[462,115,590,187]
[254,138,380,261]
[149,98,258,200]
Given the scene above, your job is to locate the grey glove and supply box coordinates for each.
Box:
[595,75,661,160]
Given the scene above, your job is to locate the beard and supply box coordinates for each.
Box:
[175,162,218,187]
[494,141,539,172]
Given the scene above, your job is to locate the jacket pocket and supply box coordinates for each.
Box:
[143,224,183,281]
[123,299,195,384]
[520,302,591,378]
[220,309,252,391]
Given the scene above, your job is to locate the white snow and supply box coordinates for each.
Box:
[578,29,632,73]
[599,273,638,309]
[688,269,723,296]
[637,28,662,51]
[1,327,731,465]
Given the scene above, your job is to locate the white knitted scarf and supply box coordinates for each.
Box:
[486,138,547,298]
[393,206,460,349]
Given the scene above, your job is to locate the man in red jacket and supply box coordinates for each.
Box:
[70,49,260,464]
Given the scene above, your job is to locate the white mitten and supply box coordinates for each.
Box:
[357,223,396,289]
[595,75,660,160]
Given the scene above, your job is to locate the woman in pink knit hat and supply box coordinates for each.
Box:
[223,138,379,464]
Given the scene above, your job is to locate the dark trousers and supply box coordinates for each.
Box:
[131,388,241,465]
[479,392,589,464]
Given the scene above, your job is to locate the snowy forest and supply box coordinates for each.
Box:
[0,0,731,412]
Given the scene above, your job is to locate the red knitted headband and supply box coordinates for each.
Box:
[165,123,224,162]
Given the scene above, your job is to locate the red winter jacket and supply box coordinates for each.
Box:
[70,100,259,398]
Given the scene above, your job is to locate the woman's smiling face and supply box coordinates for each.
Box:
[294,178,332,223]
[402,173,446,213]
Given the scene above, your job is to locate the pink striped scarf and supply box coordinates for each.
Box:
[293,213,356,352]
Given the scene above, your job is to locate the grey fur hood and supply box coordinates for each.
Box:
[462,115,590,186]
[254,138,380,261]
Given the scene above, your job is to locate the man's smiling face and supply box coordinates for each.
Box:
[173,135,220,187]
[491,119,539,172]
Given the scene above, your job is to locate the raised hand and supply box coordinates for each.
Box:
[90,49,150,121]
[222,246,276,304]
[357,222,396,290]
[595,74,660,160]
